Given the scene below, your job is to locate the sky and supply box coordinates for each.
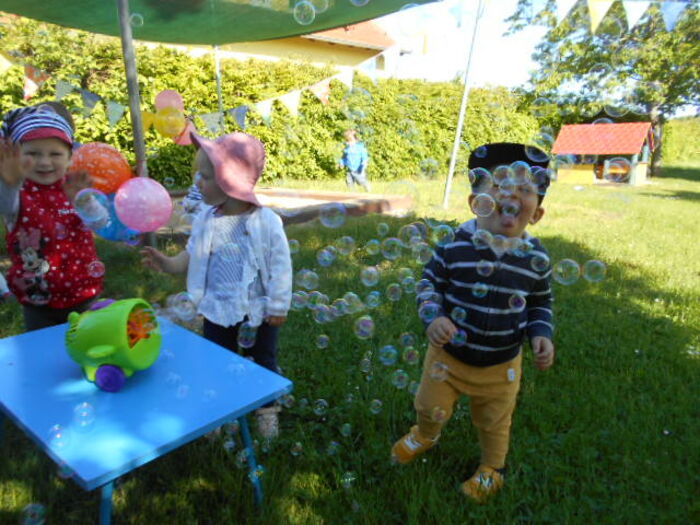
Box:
[376,0,547,87]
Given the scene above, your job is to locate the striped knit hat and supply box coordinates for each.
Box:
[0,106,73,146]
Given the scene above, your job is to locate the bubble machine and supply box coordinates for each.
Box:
[65,298,162,392]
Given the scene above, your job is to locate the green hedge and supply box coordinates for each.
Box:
[0,18,540,189]
[663,117,700,164]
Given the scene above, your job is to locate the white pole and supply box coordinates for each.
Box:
[214,45,225,131]
[442,0,485,209]
[115,0,148,178]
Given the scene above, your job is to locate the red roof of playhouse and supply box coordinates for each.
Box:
[552,122,654,156]
[303,21,395,50]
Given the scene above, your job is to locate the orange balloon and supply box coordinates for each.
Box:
[70,143,133,194]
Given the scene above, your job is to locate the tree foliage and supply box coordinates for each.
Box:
[1,17,541,187]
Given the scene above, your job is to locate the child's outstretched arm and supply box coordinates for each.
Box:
[141,247,189,275]
[526,246,555,370]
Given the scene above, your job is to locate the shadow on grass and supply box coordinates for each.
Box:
[641,190,700,203]
[655,165,700,183]
[1,213,698,523]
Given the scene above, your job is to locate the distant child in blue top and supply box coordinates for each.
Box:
[340,129,370,191]
[391,143,555,503]
[141,131,292,439]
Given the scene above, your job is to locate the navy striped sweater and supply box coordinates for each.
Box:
[421,219,554,367]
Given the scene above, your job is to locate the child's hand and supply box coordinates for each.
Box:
[531,336,555,370]
[0,138,25,187]
[426,316,457,347]
[265,315,287,327]
[63,170,92,203]
[141,246,171,273]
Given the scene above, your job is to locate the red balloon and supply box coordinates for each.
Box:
[155,89,185,111]
[70,143,133,194]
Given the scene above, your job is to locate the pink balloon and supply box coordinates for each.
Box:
[115,177,173,233]
[155,89,184,111]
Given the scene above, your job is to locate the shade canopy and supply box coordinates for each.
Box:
[552,122,653,156]
[0,0,437,46]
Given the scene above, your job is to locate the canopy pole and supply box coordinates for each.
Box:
[214,45,226,131]
[116,0,148,178]
[442,0,485,209]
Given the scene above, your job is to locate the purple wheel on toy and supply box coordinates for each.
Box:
[89,298,116,311]
[95,365,126,392]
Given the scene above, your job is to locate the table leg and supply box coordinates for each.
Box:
[99,480,114,525]
[238,416,263,505]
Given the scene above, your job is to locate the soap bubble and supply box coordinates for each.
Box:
[431,406,449,423]
[171,291,197,321]
[343,292,364,314]
[369,399,383,414]
[391,369,410,389]
[474,145,488,158]
[326,441,340,455]
[451,329,467,346]
[365,239,381,255]
[412,242,434,264]
[295,269,319,290]
[73,402,95,432]
[335,235,356,256]
[48,424,70,450]
[381,238,403,260]
[400,332,417,349]
[313,399,329,416]
[401,347,420,367]
[288,239,300,254]
[472,193,496,217]
[316,248,336,267]
[472,229,493,250]
[472,283,488,298]
[365,290,381,309]
[450,307,467,323]
[553,259,580,285]
[376,222,390,237]
[290,442,304,456]
[293,1,316,25]
[341,471,357,490]
[418,301,441,323]
[508,293,527,312]
[359,358,372,374]
[398,224,422,246]
[280,394,295,409]
[87,260,105,278]
[583,260,606,282]
[401,276,416,294]
[237,322,257,349]
[316,334,330,349]
[431,224,455,246]
[606,157,631,183]
[319,202,347,228]
[530,253,550,272]
[361,266,380,287]
[429,362,449,382]
[379,345,398,366]
[476,260,494,277]
[129,13,144,27]
[354,315,375,339]
[415,279,434,296]
[340,423,352,437]
[291,291,309,310]
[408,380,420,395]
[386,283,403,302]
[248,465,266,482]
[307,290,329,309]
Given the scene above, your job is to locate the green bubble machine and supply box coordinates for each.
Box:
[65,298,162,392]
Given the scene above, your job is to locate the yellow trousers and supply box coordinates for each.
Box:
[414,344,522,469]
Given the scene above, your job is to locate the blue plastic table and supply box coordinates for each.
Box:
[0,317,292,524]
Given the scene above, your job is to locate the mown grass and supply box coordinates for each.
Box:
[1,164,699,524]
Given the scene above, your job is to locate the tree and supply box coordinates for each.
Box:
[505,0,700,174]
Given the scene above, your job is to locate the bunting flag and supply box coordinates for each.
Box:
[106,100,126,127]
[23,64,50,100]
[309,79,331,105]
[55,79,75,100]
[278,90,302,116]
[555,0,579,24]
[230,105,249,130]
[174,120,197,146]
[80,89,102,116]
[142,111,155,130]
[587,0,615,33]
[200,111,224,134]
[334,69,354,90]
[254,99,274,123]
[660,1,688,31]
[622,1,651,31]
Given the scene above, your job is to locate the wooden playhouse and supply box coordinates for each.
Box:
[551,122,655,185]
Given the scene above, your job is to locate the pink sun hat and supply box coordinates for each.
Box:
[190,131,266,206]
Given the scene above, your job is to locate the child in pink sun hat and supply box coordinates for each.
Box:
[142,131,292,439]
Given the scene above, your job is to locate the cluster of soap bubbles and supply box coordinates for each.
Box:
[552,259,607,285]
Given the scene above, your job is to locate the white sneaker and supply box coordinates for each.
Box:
[256,406,280,440]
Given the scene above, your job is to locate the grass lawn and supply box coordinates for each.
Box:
[1,163,699,524]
